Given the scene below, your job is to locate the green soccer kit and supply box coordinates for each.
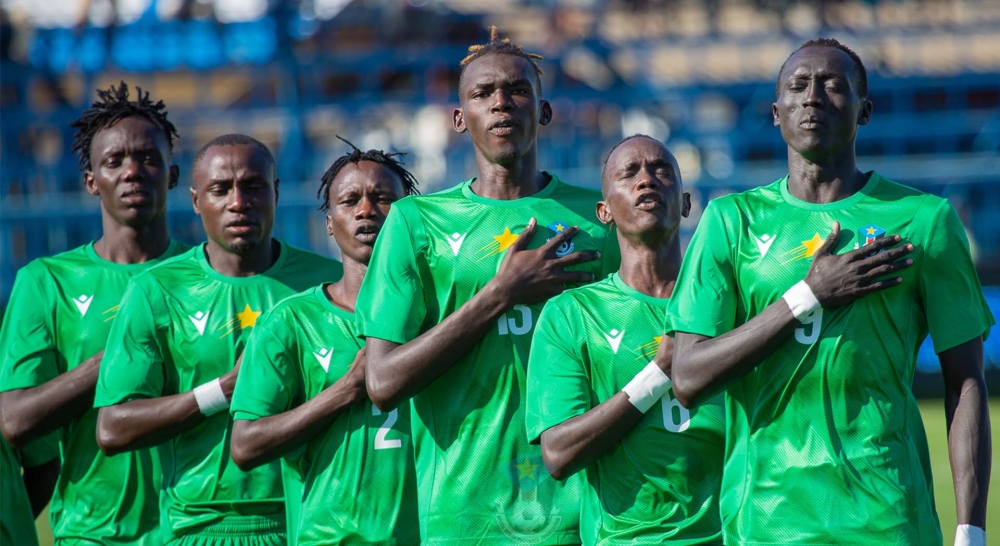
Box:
[1,433,59,546]
[94,241,342,544]
[666,173,995,546]
[230,285,419,546]
[0,240,188,545]
[357,175,621,545]
[527,274,725,546]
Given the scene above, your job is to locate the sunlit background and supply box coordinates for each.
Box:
[1,0,998,543]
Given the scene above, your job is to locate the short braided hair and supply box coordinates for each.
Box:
[317,136,420,212]
[70,81,179,171]
[459,26,545,97]
[777,38,868,99]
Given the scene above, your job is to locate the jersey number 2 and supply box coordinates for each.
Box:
[372,406,402,450]
[661,389,691,432]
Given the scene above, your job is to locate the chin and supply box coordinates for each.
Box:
[227,238,262,255]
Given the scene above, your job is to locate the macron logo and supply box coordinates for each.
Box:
[313,348,333,372]
[72,295,94,317]
[754,234,776,258]
[603,329,625,354]
[189,311,209,336]
[446,233,467,256]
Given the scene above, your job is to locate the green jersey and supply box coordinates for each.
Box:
[666,173,995,546]
[231,285,419,546]
[357,175,621,545]
[94,241,342,542]
[1,434,59,546]
[0,240,188,545]
[527,274,725,546]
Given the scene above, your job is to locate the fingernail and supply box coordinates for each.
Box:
[595,252,601,258]
[906,259,913,265]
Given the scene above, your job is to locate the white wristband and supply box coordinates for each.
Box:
[623,362,672,413]
[955,525,986,546]
[783,280,821,320]
[193,378,229,416]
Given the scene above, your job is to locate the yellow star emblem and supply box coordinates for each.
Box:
[780,232,824,264]
[553,223,566,232]
[866,226,876,235]
[476,226,522,262]
[633,335,663,360]
[515,458,539,480]
[236,304,261,329]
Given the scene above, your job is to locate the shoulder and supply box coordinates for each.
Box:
[544,277,615,316]
[22,244,90,276]
[256,288,317,330]
[282,244,340,268]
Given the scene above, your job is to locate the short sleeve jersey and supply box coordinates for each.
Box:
[666,173,995,546]
[527,274,725,546]
[230,285,419,546]
[356,175,621,545]
[1,433,59,546]
[94,241,342,542]
[0,240,188,545]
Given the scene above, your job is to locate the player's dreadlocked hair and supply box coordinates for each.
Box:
[776,38,868,99]
[317,136,420,212]
[70,81,179,171]
[459,26,545,96]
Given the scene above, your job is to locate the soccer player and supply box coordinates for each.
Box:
[1,434,59,546]
[527,135,725,545]
[0,81,187,545]
[94,134,342,546]
[357,27,621,545]
[229,142,421,545]
[667,39,994,546]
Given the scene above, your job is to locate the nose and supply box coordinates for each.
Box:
[121,156,144,181]
[490,90,513,113]
[802,81,824,108]
[635,164,661,191]
[228,185,250,211]
[355,195,377,219]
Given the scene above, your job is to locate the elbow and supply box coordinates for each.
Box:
[670,361,699,409]
[540,438,574,481]
[0,409,31,450]
[229,425,262,472]
[366,379,402,412]
[95,408,129,456]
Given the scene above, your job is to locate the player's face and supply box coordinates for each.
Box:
[85,117,179,228]
[325,161,405,266]
[454,54,552,165]
[191,144,278,255]
[773,47,872,158]
[597,137,689,238]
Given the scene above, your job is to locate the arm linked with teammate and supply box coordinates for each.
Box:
[671,222,915,408]
[366,218,600,411]
[0,350,103,449]
[97,354,242,456]
[938,338,991,533]
[230,348,367,471]
[540,335,674,480]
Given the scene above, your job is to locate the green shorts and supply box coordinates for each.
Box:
[166,519,285,546]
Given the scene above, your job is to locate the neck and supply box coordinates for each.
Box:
[204,236,276,277]
[470,146,548,200]
[93,212,171,264]
[786,143,867,204]
[616,229,682,299]
[324,257,367,313]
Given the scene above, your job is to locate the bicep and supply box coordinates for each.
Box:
[938,336,986,389]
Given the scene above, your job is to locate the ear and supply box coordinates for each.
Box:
[682,192,691,218]
[596,199,613,225]
[190,186,201,215]
[325,213,335,236]
[453,108,467,133]
[539,100,553,126]
[772,102,780,127]
[84,171,99,196]
[274,178,280,205]
[168,165,180,189]
[857,98,873,126]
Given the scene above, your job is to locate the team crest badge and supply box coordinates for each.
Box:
[546,221,575,258]
[859,224,886,253]
[494,455,563,544]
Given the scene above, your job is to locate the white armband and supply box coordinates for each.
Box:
[622,362,672,413]
[782,280,821,320]
[955,525,986,546]
[193,378,229,416]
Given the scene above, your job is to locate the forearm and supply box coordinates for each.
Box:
[945,374,991,528]
[540,394,643,480]
[366,283,510,409]
[23,458,59,518]
[673,301,798,407]
[232,382,359,470]
[96,392,205,455]
[0,352,103,448]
